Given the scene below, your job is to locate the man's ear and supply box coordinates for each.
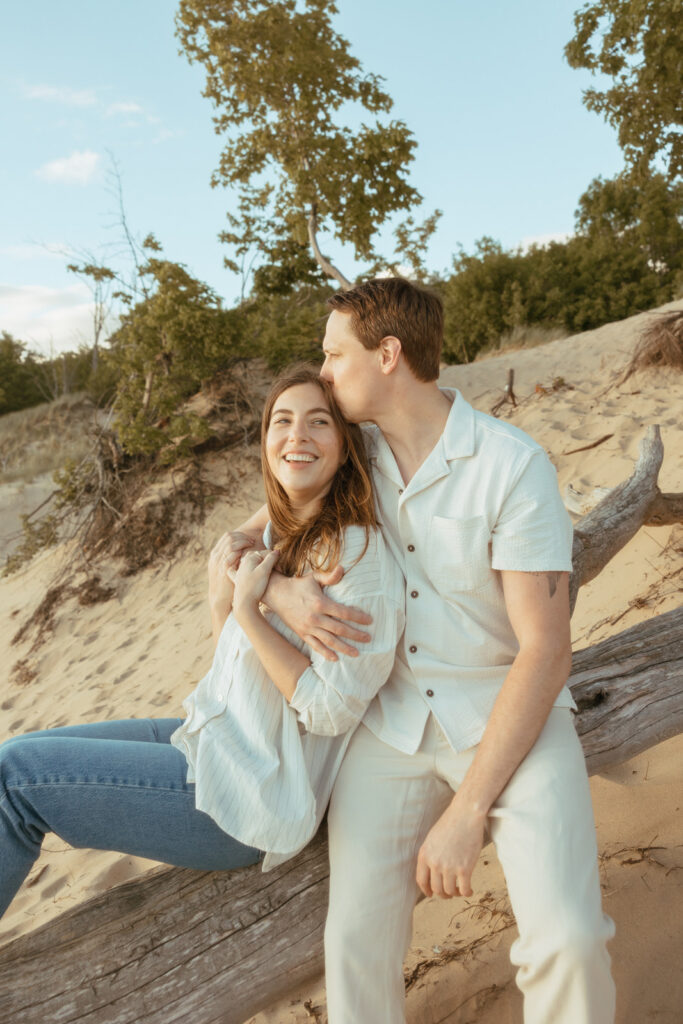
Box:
[378,336,402,374]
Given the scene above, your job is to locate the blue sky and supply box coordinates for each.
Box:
[0,0,624,355]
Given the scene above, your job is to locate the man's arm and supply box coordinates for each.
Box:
[232,506,374,661]
[416,569,572,899]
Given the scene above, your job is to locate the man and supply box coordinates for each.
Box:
[235,278,615,1023]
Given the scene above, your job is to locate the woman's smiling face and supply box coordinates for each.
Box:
[265,382,344,517]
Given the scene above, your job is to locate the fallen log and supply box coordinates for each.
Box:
[1,605,681,1024]
[569,424,682,610]
[0,426,681,1023]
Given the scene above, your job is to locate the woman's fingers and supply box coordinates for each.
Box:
[210,532,255,571]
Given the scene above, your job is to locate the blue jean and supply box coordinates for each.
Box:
[0,718,261,919]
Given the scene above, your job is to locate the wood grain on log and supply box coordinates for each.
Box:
[569,425,677,610]
[2,607,681,1024]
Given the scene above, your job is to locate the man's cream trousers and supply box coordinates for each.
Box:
[325,709,616,1023]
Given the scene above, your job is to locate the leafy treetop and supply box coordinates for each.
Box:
[565,0,683,180]
[175,0,437,291]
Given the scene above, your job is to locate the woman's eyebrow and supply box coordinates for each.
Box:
[272,407,331,415]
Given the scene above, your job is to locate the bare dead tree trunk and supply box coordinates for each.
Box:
[142,370,154,414]
[307,204,353,291]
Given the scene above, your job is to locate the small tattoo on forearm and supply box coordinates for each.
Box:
[546,572,561,598]
[532,571,561,598]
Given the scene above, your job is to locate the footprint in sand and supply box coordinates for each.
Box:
[41,876,72,901]
[1,698,15,711]
[112,669,134,686]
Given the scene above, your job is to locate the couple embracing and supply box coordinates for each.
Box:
[0,278,615,1022]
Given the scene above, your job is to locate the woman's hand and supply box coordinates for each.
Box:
[208,532,255,608]
[233,550,280,622]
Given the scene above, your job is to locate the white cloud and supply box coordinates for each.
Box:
[23,84,97,107]
[152,127,177,144]
[36,150,101,185]
[106,101,144,117]
[0,283,119,355]
[519,232,572,252]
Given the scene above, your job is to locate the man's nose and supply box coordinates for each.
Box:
[319,359,331,381]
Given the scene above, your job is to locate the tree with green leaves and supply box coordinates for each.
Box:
[565,0,683,180]
[108,241,244,458]
[440,169,683,362]
[0,333,44,416]
[175,0,438,293]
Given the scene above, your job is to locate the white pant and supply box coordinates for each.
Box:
[325,709,616,1023]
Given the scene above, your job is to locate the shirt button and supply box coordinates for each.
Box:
[398,488,404,494]
[426,689,434,697]
[409,644,417,653]
[407,544,415,552]
[410,590,418,598]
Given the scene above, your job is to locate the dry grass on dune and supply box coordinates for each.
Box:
[619,309,683,384]
[0,394,104,484]
[474,323,569,361]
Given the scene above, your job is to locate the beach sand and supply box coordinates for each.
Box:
[1,300,681,1023]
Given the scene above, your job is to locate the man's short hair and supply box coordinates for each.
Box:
[327,277,443,382]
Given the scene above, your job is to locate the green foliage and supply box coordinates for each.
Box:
[242,285,330,370]
[0,333,44,415]
[2,511,60,577]
[565,0,683,180]
[107,253,245,458]
[176,0,437,290]
[441,170,683,363]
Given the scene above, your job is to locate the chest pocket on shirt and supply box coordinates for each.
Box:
[427,515,491,595]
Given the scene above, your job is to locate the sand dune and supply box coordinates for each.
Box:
[1,300,681,1023]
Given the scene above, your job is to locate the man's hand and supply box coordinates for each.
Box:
[416,799,487,899]
[266,569,373,661]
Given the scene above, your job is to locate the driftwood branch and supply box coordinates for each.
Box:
[491,369,517,415]
[562,433,614,456]
[569,424,682,610]
[0,425,681,1023]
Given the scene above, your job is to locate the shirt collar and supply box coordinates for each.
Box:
[368,387,475,486]
[440,387,476,461]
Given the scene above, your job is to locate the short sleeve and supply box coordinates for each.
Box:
[491,451,573,573]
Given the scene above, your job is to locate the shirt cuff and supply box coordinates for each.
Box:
[289,665,320,721]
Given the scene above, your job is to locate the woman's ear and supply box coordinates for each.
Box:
[378,336,402,375]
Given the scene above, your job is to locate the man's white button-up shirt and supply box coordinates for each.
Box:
[362,388,575,755]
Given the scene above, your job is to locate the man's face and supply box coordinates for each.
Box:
[320,310,382,423]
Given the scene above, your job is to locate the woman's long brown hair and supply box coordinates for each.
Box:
[261,364,377,577]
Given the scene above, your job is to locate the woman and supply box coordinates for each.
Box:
[0,365,404,916]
